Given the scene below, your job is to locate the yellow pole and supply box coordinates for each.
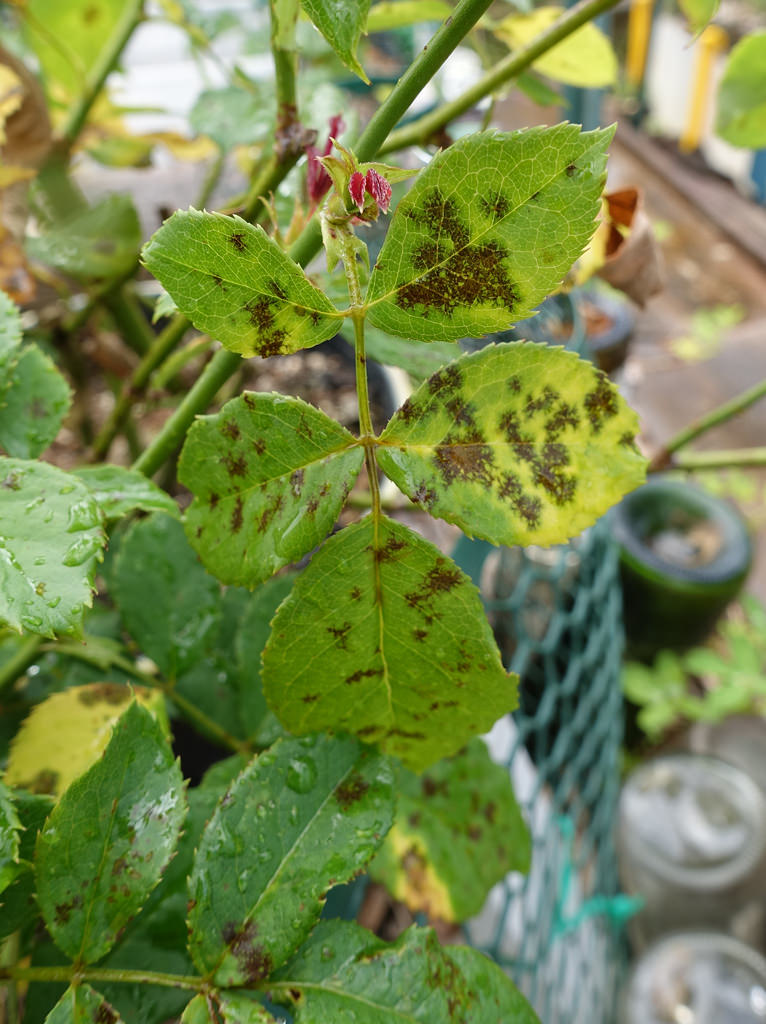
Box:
[626,0,655,89]
[680,24,729,152]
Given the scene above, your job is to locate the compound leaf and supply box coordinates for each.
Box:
[377,343,646,546]
[112,514,221,680]
[73,465,179,522]
[370,739,530,922]
[179,392,363,587]
[0,290,22,404]
[27,195,142,280]
[182,993,280,1023]
[5,683,167,798]
[272,920,539,1023]
[44,985,124,1024]
[0,345,71,458]
[35,701,186,964]
[262,516,516,771]
[187,734,395,985]
[365,125,613,342]
[0,458,106,638]
[300,0,372,82]
[0,778,21,895]
[716,31,766,148]
[142,210,340,358]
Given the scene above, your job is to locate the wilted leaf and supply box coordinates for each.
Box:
[112,514,221,680]
[370,739,530,922]
[178,392,363,587]
[0,344,71,458]
[0,458,106,637]
[365,126,613,341]
[716,31,766,148]
[142,209,341,358]
[190,87,273,151]
[496,8,617,87]
[36,701,186,964]
[26,195,142,280]
[0,778,21,894]
[187,734,395,984]
[263,516,516,771]
[73,465,179,522]
[377,343,646,546]
[300,0,372,82]
[182,993,280,1023]
[272,920,539,1023]
[5,683,168,797]
[43,984,124,1024]
[367,0,451,32]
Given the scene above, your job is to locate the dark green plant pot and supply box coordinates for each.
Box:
[612,478,753,661]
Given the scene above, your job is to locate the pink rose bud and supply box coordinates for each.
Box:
[365,168,392,213]
[348,172,366,212]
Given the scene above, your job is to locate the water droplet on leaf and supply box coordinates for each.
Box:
[286,756,317,794]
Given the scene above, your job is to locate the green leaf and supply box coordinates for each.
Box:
[73,465,179,522]
[27,195,142,280]
[370,739,530,922]
[679,0,719,33]
[182,993,280,1023]
[142,209,341,358]
[367,0,451,32]
[44,984,124,1024]
[263,516,516,771]
[0,458,106,638]
[236,574,296,741]
[190,87,273,151]
[0,792,54,941]
[6,683,168,797]
[0,345,71,459]
[376,343,646,546]
[0,778,21,895]
[359,326,457,380]
[0,291,22,405]
[299,0,372,82]
[187,733,395,985]
[715,31,766,148]
[178,392,363,587]
[273,920,539,1022]
[365,125,613,342]
[495,8,617,87]
[35,701,186,964]
[112,514,221,679]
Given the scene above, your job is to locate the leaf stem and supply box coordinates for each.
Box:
[0,966,201,991]
[59,0,145,151]
[0,635,44,696]
[378,0,624,155]
[90,314,191,461]
[650,377,766,471]
[661,447,766,472]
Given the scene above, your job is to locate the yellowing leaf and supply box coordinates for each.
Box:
[496,7,617,87]
[5,683,167,797]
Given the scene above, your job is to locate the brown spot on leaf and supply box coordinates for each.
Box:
[373,535,407,563]
[221,419,241,440]
[270,278,287,300]
[221,452,247,477]
[422,777,448,797]
[350,586,362,601]
[413,628,428,642]
[412,482,437,509]
[231,496,244,533]
[221,920,273,984]
[497,472,542,528]
[54,894,82,925]
[229,233,247,251]
[565,163,576,177]
[484,801,497,823]
[252,438,266,455]
[546,401,580,439]
[243,394,255,410]
[525,386,558,415]
[345,667,382,685]
[428,363,463,396]
[434,428,494,487]
[335,773,369,809]
[301,693,320,703]
[445,395,476,426]
[209,491,220,509]
[327,621,351,648]
[584,373,618,433]
[306,496,319,516]
[94,1001,119,1024]
[77,683,130,706]
[211,273,223,287]
[258,494,284,532]
[290,469,304,497]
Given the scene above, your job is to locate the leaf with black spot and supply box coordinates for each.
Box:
[43,984,124,1024]
[181,993,280,1023]
[369,738,530,922]
[377,342,646,546]
[365,125,613,342]
[187,734,394,986]
[179,392,364,587]
[142,210,341,358]
[262,516,516,771]
[35,702,186,964]
[271,920,540,1023]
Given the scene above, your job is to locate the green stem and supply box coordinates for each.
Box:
[651,377,766,469]
[103,287,155,356]
[0,635,44,696]
[666,447,766,472]
[152,335,215,389]
[60,0,145,150]
[242,149,301,223]
[131,348,241,477]
[0,966,201,990]
[90,314,190,461]
[378,0,623,155]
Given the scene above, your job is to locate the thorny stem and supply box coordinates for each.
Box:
[0,966,201,990]
[378,0,624,155]
[59,0,146,151]
[650,377,766,471]
[0,635,43,696]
